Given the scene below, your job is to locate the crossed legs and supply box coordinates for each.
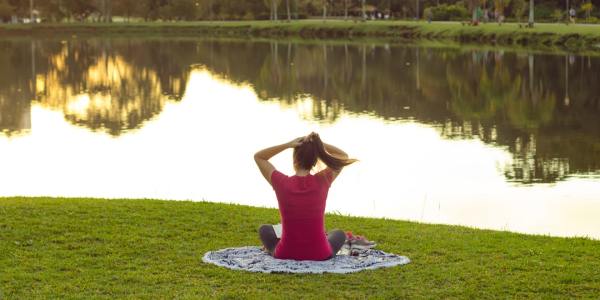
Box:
[326,229,347,256]
[258,224,279,255]
[258,224,346,258]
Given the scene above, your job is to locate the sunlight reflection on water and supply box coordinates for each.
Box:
[1,68,600,239]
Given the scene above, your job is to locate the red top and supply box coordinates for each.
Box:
[271,169,333,261]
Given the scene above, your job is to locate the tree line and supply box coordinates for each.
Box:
[0,0,597,23]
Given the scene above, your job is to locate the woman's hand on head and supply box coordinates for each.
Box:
[307,132,320,142]
[287,136,306,148]
[287,132,320,148]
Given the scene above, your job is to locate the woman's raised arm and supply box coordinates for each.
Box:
[254,137,304,185]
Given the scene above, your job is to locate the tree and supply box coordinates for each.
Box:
[106,0,111,22]
[344,0,348,19]
[551,8,563,21]
[99,0,112,22]
[467,0,483,23]
[512,0,527,22]
[362,0,366,20]
[270,0,279,20]
[37,0,67,22]
[581,1,593,21]
[416,0,420,19]
[3,0,591,23]
[494,0,511,22]
[62,0,96,21]
[112,0,136,22]
[528,0,534,27]
[138,0,163,21]
[168,0,196,20]
[158,3,172,20]
[0,0,14,22]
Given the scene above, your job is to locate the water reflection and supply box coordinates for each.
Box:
[1,38,599,185]
[191,41,600,184]
[2,68,600,240]
[0,39,188,136]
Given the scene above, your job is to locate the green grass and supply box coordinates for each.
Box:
[0,198,600,299]
[1,197,599,298]
[2,20,600,50]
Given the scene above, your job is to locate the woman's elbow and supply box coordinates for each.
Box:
[253,152,264,162]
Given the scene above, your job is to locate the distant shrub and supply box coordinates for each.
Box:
[511,0,527,22]
[429,4,469,21]
[255,13,308,21]
[580,2,594,18]
[242,12,256,20]
[551,9,564,22]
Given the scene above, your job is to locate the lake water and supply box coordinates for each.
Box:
[1,38,599,239]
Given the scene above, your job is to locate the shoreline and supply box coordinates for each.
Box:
[2,196,598,241]
[1,20,600,51]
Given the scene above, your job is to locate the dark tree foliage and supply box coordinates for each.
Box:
[3,0,598,22]
[0,0,15,22]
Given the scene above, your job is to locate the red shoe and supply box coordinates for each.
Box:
[345,232,376,249]
[345,231,354,240]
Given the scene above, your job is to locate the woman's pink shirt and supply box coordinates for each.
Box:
[271,169,333,261]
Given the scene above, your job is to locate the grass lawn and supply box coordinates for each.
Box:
[1,197,599,298]
[1,20,600,50]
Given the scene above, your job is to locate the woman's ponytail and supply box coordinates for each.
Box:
[312,135,357,172]
[293,133,357,172]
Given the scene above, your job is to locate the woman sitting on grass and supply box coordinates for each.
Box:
[254,132,357,261]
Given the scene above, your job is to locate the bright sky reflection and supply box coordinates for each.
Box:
[2,68,600,240]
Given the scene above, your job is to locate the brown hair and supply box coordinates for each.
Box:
[293,134,357,172]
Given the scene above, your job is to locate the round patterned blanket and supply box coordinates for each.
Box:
[202,246,410,274]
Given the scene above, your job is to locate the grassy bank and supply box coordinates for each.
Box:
[2,20,600,50]
[1,197,599,298]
